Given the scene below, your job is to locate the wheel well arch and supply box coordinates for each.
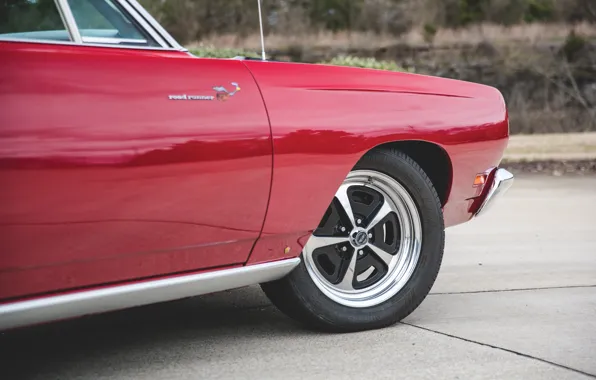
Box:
[368,140,453,206]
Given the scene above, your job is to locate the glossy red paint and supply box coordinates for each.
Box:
[245,61,508,264]
[1,40,509,302]
[0,41,272,299]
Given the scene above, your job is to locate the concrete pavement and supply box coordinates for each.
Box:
[1,174,595,380]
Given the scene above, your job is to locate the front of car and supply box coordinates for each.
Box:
[241,59,512,228]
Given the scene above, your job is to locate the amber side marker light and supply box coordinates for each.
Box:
[473,173,488,187]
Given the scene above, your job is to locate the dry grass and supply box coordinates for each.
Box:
[193,22,596,51]
[421,22,596,46]
[192,31,397,51]
[504,132,596,161]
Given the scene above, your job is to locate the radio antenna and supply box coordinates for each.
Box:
[257,0,266,60]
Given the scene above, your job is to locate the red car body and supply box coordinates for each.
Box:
[0,1,509,329]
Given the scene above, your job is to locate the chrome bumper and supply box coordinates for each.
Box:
[474,168,514,218]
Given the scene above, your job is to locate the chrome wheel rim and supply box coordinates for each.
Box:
[303,170,422,308]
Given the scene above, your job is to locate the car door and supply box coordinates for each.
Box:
[0,0,272,300]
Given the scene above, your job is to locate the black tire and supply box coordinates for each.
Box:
[261,149,445,332]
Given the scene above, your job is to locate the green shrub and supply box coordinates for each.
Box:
[458,0,486,25]
[525,0,555,22]
[423,23,438,44]
[188,45,260,59]
[561,30,587,61]
[456,0,556,25]
[323,55,412,72]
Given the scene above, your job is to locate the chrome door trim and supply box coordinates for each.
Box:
[81,36,148,45]
[115,0,168,48]
[53,0,171,48]
[55,0,82,43]
[0,258,300,331]
[0,37,181,51]
[123,0,186,51]
[3,0,184,51]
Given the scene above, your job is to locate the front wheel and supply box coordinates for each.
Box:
[261,149,445,332]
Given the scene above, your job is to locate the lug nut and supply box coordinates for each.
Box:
[368,233,373,239]
[357,219,362,225]
[358,250,364,256]
[341,227,346,232]
[342,246,347,252]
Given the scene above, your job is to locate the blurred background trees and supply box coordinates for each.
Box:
[140,0,596,44]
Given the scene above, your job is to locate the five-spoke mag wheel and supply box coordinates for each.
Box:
[261,149,445,332]
[303,170,422,308]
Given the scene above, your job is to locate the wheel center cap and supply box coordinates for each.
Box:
[350,229,369,248]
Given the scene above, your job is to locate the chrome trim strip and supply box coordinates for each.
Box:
[0,258,300,330]
[474,168,514,217]
[115,0,168,48]
[123,0,185,51]
[82,36,148,44]
[0,37,180,51]
[53,0,72,41]
[55,0,82,43]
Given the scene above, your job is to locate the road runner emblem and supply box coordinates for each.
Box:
[213,82,241,101]
[168,83,241,102]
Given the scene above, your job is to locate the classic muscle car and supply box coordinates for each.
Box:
[0,0,513,332]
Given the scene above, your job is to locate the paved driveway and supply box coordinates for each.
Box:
[2,174,595,380]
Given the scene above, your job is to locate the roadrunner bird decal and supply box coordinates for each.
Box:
[213,82,241,101]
